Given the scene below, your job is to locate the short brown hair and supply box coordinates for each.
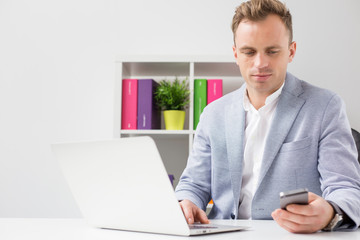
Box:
[231,0,293,45]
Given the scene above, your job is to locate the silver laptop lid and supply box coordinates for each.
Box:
[52,136,191,236]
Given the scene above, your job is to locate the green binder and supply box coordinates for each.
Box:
[194,79,207,130]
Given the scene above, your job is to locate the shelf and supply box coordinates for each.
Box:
[115,56,241,187]
[194,62,240,77]
[116,54,235,63]
[120,130,194,141]
[122,62,189,77]
[120,130,194,135]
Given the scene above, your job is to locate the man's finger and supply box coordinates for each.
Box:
[307,192,318,203]
[286,192,320,216]
[196,208,210,224]
[272,209,319,233]
[179,201,195,224]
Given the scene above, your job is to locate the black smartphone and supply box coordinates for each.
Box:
[280,188,308,209]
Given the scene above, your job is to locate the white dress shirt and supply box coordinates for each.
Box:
[238,83,284,219]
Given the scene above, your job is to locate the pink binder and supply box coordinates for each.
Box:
[122,79,138,129]
[207,79,223,104]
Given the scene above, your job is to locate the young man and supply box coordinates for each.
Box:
[175,0,360,233]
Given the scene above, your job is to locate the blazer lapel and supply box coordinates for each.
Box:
[225,85,246,209]
[257,73,306,188]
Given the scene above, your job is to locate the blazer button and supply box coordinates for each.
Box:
[231,213,235,219]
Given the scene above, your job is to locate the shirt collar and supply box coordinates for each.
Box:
[243,82,285,112]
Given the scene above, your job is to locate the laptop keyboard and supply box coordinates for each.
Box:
[189,224,218,229]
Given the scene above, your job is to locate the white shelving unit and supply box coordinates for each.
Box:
[114,55,243,186]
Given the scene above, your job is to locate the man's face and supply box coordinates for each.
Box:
[232,14,296,99]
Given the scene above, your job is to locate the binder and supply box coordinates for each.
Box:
[207,79,223,104]
[121,79,138,129]
[137,79,160,129]
[193,79,207,130]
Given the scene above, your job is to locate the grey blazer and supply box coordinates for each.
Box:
[175,72,360,229]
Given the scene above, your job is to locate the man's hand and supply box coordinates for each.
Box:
[271,192,334,233]
[179,199,210,224]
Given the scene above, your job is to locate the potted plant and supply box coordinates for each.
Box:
[154,78,190,130]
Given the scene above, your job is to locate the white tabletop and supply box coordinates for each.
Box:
[0,218,359,240]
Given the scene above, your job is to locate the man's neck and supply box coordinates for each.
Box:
[246,91,268,110]
[246,84,284,110]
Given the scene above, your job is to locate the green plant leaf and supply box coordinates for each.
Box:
[154,78,190,111]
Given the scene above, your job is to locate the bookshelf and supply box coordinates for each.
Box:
[114,55,243,186]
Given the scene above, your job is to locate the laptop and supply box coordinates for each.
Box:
[51,136,247,236]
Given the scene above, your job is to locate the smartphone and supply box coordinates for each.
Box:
[280,188,308,209]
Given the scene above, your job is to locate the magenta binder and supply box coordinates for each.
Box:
[207,79,223,104]
[121,79,138,129]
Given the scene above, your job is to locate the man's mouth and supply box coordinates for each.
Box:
[251,73,272,81]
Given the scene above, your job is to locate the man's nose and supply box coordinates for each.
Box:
[254,53,269,69]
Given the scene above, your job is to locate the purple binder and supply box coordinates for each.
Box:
[137,79,161,129]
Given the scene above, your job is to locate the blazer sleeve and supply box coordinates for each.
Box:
[175,107,212,211]
[317,94,360,229]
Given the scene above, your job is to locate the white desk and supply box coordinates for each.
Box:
[0,218,359,240]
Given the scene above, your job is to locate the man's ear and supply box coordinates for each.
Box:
[288,41,297,63]
[233,45,239,65]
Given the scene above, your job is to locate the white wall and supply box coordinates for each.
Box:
[0,0,359,218]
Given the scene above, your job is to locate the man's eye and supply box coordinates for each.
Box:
[244,51,255,56]
[267,50,279,55]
